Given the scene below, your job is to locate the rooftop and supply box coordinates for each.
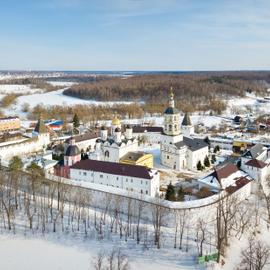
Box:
[71,159,155,180]
[120,151,150,162]
[175,137,208,151]
[182,112,192,126]
[242,143,265,159]
[245,159,267,168]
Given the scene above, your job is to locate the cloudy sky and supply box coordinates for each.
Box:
[0,0,270,70]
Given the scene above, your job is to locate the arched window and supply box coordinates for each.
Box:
[174,124,177,131]
[169,125,172,131]
[105,150,110,158]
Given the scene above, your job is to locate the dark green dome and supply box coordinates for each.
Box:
[164,107,179,114]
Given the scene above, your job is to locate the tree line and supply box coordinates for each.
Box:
[63,73,268,108]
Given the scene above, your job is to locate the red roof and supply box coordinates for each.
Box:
[71,159,154,180]
[225,176,251,194]
[245,159,267,168]
[213,163,239,183]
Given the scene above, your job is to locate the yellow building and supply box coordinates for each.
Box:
[120,151,153,168]
[232,140,253,155]
[0,116,20,133]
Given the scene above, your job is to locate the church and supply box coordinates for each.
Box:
[160,89,209,171]
[89,117,139,162]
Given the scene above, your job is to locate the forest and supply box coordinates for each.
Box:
[63,72,270,106]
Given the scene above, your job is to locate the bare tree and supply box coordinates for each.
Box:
[196,218,207,257]
[151,200,166,249]
[238,238,270,270]
[92,251,105,270]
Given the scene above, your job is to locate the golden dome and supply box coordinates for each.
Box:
[112,117,121,126]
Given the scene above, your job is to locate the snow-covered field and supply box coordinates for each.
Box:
[47,81,78,87]
[0,233,202,270]
[0,84,43,94]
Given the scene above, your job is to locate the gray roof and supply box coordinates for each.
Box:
[65,145,80,156]
[164,107,179,115]
[175,137,208,151]
[242,144,265,159]
[182,112,192,126]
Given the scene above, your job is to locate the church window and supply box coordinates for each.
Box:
[105,150,110,157]
[167,155,169,159]
[174,124,177,130]
[100,174,103,178]
[146,190,148,195]
[83,172,87,176]
[141,190,143,194]
[169,125,172,131]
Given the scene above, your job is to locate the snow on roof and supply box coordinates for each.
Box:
[198,163,248,189]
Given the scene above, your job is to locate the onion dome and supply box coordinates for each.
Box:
[164,107,179,114]
[112,117,121,126]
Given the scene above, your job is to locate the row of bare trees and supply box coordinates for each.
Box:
[1,166,268,266]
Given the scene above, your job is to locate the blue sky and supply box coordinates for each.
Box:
[0,0,270,71]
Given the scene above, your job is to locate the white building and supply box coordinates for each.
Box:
[160,90,209,171]
[64,131,99,152]
[70,159,160,197]
[198,163,250,191]
[0,118,50,163]
[240,144,270,187]
[90,118,138,163]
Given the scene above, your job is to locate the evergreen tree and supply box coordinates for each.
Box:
[26,162,45,177]
[165,182,176,201]
[197,160,203,171]
[214,145,220,153]
[9,156,23,171]
[204,155,210,167]
[72,113,80,130]
[204,136,210,149]
[211,154,216,164]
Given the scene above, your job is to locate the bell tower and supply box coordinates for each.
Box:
[163,88,181,136]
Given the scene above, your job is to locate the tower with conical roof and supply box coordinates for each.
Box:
[163,88,181,136]
[33,117,50,148]
[181,112,194,137]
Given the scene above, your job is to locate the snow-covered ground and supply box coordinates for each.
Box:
[0,233,202,270]
[47,81,78,87]
[0,84,43,94]
[4,88,135,118]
